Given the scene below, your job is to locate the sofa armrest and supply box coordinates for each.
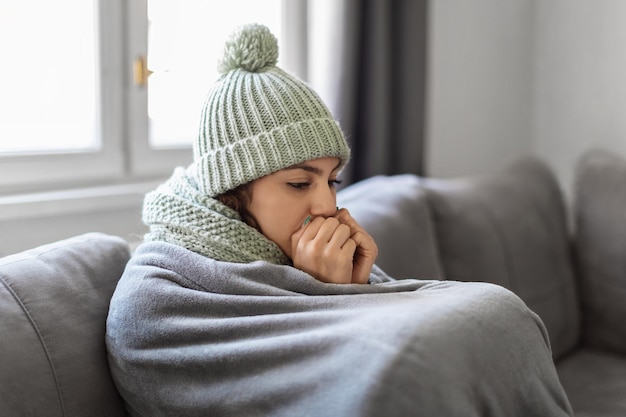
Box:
[0,233,131,417]
[575,149,626,354]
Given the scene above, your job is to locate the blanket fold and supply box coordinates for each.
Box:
[106,242,573,417]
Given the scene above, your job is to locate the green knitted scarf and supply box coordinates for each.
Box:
[143,168,290,265]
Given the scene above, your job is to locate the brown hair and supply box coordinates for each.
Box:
[216,183,259,230]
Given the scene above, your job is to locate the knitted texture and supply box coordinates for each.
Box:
[143,167,289,264]
[190,23,351,197]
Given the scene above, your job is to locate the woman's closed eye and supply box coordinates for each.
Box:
[329,179,343,188]
[287,179,342,190]
[288,182,310,190]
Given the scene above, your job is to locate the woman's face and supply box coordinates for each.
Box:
[247,157,342,259]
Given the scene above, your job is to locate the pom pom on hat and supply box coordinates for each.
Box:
[191,23,351,197]
[218,23,279,74]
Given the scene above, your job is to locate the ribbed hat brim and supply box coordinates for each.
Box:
[190,117,350,197]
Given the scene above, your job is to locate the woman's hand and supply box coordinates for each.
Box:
[290,209,378,284]
[290,217,356,284]
[334,208,378,284]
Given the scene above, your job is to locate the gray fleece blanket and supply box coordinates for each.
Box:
[106,242,573,417]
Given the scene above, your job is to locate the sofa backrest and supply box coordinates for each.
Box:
[339,157,581,361]
[574,149,626,355]
[421,157,580,361]
[0,233,131,417]
[337,174,444,280]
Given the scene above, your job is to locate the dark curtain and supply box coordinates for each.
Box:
[329,0,428,184]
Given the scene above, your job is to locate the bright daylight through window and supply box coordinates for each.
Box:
[0,0,98,154]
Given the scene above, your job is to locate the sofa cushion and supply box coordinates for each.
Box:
[0,233,130,417]
[575,150,626,354]
[422,157,580,360]
[557,349,626,416]
[337,174,444,280]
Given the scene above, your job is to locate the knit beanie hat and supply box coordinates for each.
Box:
[188,23,351,197]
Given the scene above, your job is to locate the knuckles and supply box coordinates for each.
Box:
[336,223,351,236]
[322,216,340,228]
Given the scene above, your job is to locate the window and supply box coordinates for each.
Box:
[0,1,98,154]
[0,0,292,194]
[0,0,124,192]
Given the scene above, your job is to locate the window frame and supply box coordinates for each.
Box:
[125,0,193,178]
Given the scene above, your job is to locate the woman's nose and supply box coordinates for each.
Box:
[310,185,337,217]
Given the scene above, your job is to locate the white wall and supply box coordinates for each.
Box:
[425,0,535,178]
[426,0,626,202]
[532,0,626,201]
[0,182,155,257]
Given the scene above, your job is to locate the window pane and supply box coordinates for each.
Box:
[147,0,283,148]
[0,1,99,154]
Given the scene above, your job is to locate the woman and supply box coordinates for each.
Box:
[106,23,572,417]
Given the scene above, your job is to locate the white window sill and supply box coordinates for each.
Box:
[0,181,161,222]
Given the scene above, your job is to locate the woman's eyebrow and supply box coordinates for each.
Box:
[284,161,341,176]
[284,164,323,175]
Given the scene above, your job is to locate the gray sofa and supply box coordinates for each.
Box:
[1,149,624,416]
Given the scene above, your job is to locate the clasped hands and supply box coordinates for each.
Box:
[290,208,378,284]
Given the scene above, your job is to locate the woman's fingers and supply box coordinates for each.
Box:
[327,223,352,248]
[291,216,356,283]
[334,208,379,283]
[334,209,378,257]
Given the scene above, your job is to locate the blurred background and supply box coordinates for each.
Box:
[1,0,625,255]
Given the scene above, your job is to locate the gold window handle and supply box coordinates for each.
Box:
[133,56,153,87]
